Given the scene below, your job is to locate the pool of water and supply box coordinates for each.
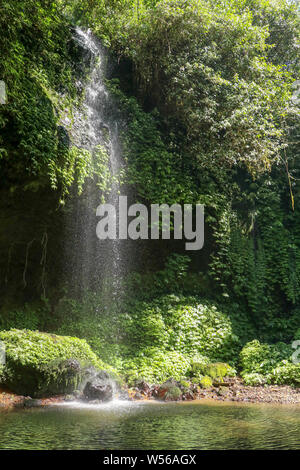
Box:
[0,400,299,450]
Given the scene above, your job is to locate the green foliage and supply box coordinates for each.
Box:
[240,340,293,375]
[155,254,191,291]
[240,339,300,386]
[53,291,124,368]
[123,295,240,361]
[0,306,40,331]
[163,385,182,401]
[49,144,113,202]
[0,0,299,392]
[242,372,267,386]
[108,84,196,204]
[123,350,190,385]
[187,355,210,377]
[0,0,95,198]
[0,329,116,396]
[52,290,240,383]
[270,362,300,387]
[222,0,300,72]
[101,1,300,346]
[124,254,198,301]
[199,376,213,388]
[210,172,300,342]
[189,362,236,380]
[105,0,293,176]
[0,329,108,370]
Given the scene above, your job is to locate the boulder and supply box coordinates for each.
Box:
[135,380,151,396]
[217,386,230,397]
[82,366,121,403]
[83,380,113,402]
[82,369,117,402]
[118,390,131,401]
[133,391,143,400]
[182,391,194,401]
[24,398,43,408]
[0,329,118,397]
[157,379,182,401]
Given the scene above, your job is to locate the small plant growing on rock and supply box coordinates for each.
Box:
[199,376,213,389]
[188,360,235,381]
[164,386,182,401]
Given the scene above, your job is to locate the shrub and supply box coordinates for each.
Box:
[0,306,41,331]
[239,339,300,386]
[124,295,240,361]
[242,373,268,386]
[165,386,182,401]
[122,349,191,385]
[240,340,293,375]
[199,376,213,388]
[53,293,241,383]
[187,355,210,377]
[270,362,300,386]
[188,360,235,380]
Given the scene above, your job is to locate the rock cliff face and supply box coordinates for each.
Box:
[0,186,65,310]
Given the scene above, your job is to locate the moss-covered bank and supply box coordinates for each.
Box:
[0,329,118,397]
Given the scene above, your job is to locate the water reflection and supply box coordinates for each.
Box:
[0,401,299,450]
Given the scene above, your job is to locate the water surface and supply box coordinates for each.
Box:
[0,400,299,450]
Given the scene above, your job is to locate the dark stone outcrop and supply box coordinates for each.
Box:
[82,368,116,402]
[83,380,113,402]
[24,398,43,408]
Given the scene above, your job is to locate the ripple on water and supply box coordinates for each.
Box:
[0,401,299,450]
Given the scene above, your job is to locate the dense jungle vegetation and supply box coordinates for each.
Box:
[0,0,300,389]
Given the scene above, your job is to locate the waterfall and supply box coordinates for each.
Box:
[64,28,128,300]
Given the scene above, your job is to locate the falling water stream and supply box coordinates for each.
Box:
[65,28,126,297]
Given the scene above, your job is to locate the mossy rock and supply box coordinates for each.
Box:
[191,377,201,385]
[164,385,182,401]
[203,363,233,380]
[0,329,117,397]
[199,376,213,388]
[158,379,182,401]
[218,386,230,396]
[178,379,191,393]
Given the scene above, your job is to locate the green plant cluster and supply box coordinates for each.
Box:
[108,84,196,204]
[51,289,241,384]
[0,306,41,332]
[240,339,300,386]
[189,361,235,380]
